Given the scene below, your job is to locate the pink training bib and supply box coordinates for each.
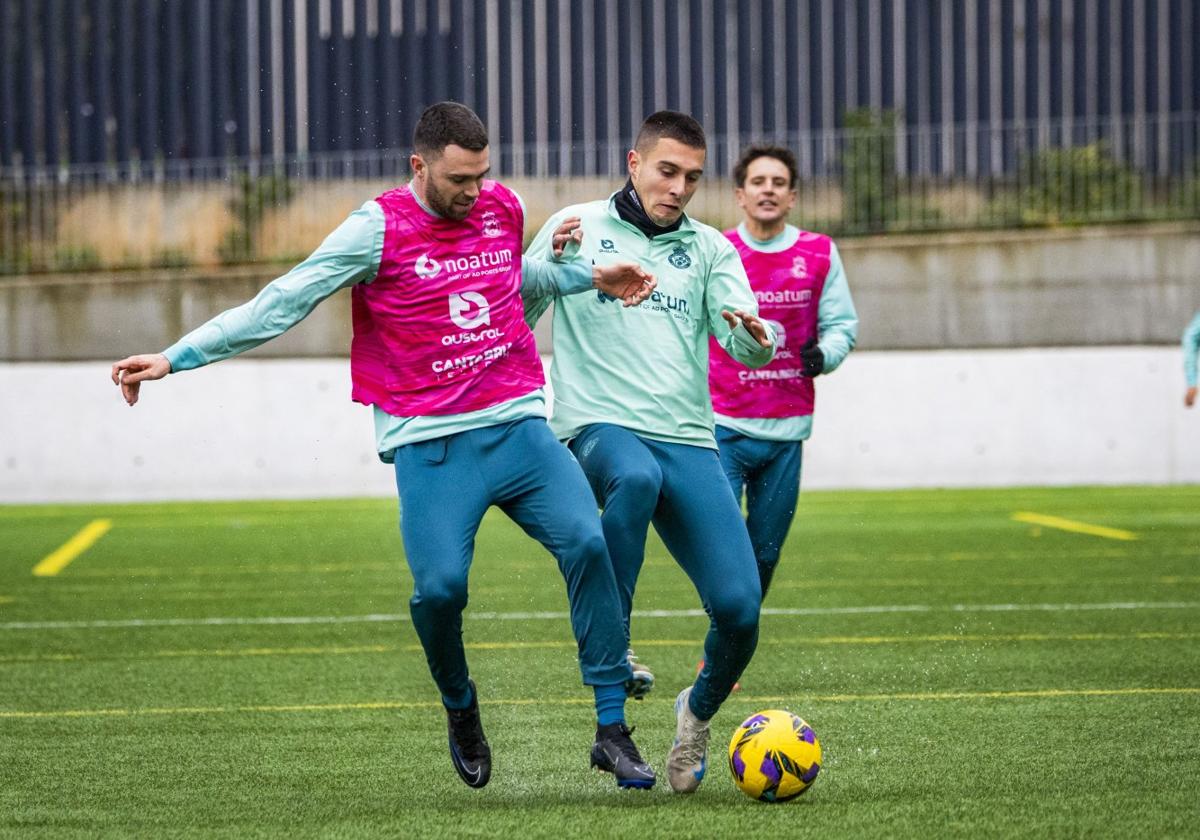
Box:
[350,181,544,416]
[709,228,831,418]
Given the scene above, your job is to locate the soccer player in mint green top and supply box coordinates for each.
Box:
[1184,310,1200,408]
[110,103,661,790]
[711,145,858,601]
[525,111,777,794]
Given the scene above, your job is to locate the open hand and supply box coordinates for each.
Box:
[111,353,171,406]
[721,309,773,348]
[551,216,584,258]
[593,263,657,307]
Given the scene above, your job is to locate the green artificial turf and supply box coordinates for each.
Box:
[2,486,1198,838]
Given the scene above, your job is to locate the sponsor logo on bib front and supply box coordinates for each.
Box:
[449,291,491,329]
[415,253,442,278]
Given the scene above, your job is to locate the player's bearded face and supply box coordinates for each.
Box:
[413,144,490,221]
[736,156,797,225]
[628,138,705,226]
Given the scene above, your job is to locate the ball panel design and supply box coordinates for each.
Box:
[727,709,822,802]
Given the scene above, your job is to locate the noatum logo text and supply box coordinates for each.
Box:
[438,248,513,274]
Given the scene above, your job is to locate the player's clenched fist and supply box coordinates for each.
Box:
[110,353,171,406]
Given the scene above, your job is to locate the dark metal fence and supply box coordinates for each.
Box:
[3,110,1198,275]
[4,1,1199,172]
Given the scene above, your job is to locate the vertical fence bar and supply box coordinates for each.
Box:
[17,0,37,168]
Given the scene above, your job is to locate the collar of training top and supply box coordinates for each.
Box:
[613,178,686,239]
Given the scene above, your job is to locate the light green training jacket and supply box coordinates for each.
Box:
[1184,310,1200,388]
[525,194,776,450]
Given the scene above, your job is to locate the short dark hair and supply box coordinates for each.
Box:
[413,102,489,158]
[733,145,799,189]
[634,110,707,154]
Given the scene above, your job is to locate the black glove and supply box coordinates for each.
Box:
[800,339,824,378]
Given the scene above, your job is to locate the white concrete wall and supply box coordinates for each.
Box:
[2,347,1198,504]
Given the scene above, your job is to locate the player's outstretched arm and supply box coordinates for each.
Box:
[550,214,657,305]
[107,204,381,406]
[523,209,656,307]
[111,353,171,406]
[594,263,657,307]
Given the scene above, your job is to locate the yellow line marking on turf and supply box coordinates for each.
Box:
[2,687,1197,720]
[1011,511,1137,541]
[32,519,113,577]
[5,632,1197,666]
[759,687,1200,704]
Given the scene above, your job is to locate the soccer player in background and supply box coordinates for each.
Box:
[110,102,661,790]
[709,145,858,600]
[1184,309,1200,407]
[524,111,776,794]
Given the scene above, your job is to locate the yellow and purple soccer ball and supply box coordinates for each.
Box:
[727,710,822,802]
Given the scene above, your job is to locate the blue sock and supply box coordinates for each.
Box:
[442,681,474,711]
[593,682,627,727]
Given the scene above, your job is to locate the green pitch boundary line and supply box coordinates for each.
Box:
[5,631,1198,666]
[3,600,1198,631]
[2,687,1197,721]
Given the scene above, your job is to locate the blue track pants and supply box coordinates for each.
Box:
[393,418,631,705]
[569,423,761,721]
[715,425,804,599]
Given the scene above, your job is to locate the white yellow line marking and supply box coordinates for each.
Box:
[32,519,113,577]
[2,600,1197,632]
[4,631,1196,666]
[2,686,1196,720]
[752,687,1200,704]
[1012,511,1137,541]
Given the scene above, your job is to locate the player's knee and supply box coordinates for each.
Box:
[711,589,761,638]
[560,527,609,568]
[413,575,469,613]
[611,466,662,511]
[578,528,610,561]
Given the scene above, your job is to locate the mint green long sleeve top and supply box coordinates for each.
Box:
[1184,310,1200,388]
[161,192,592,461]
[525,195,776,449]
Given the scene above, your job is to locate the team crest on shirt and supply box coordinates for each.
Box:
[668,245,692,269]
[791,255,808,278]
[481,210,503,238]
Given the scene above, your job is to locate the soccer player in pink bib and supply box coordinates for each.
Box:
[110,103,660,791]
[710,145,858,601]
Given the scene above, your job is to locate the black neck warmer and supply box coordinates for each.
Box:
[613,178,684,239]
